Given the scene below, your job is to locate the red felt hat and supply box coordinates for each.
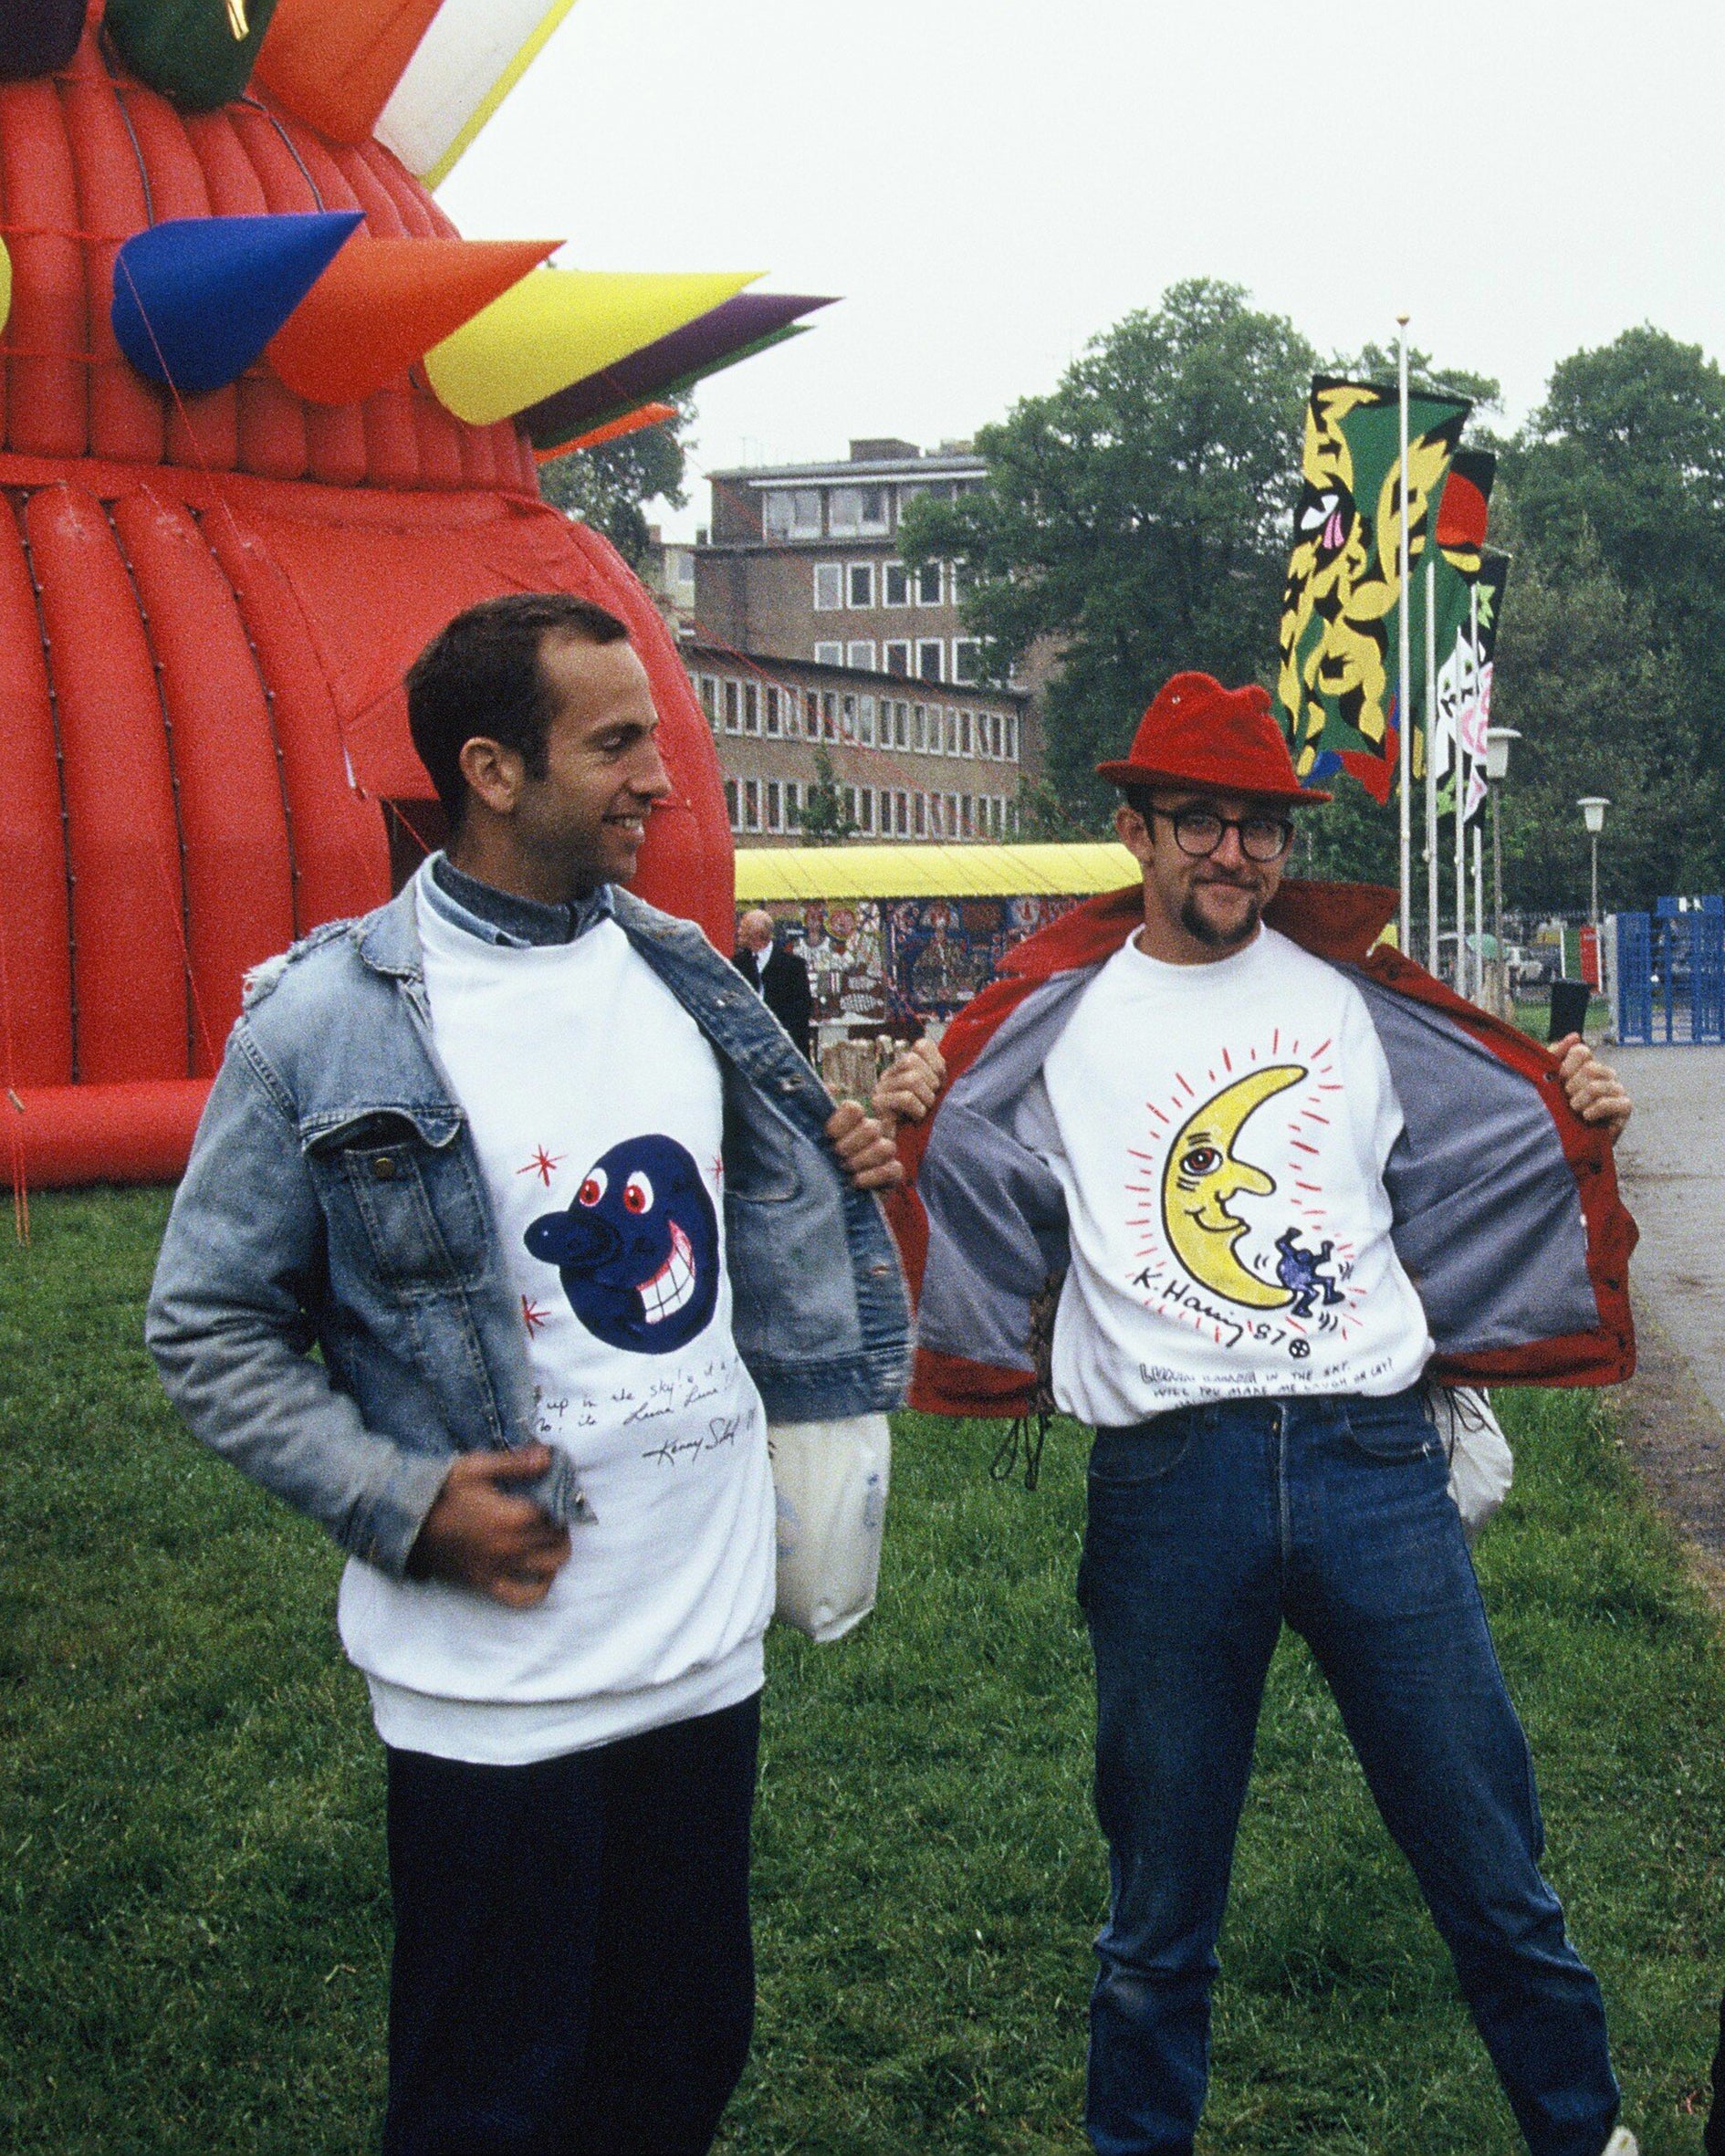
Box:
[1096,672,1330,805]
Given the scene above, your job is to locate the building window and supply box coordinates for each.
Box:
[858,788,874,834]
[803,690,820,738]
[913,702,928,752]
[766,780,782,832]
[883,562,910,606]
[813,641,843,667]
[952,639,981,686]
[858,695,875,748]
[744,682,760,735]
[962,794,974,837]
[847,562,873,608]
[884,639,911,677]
[813,562,843,610]
[1008,714,1019,762]
[945,708,959,755]
[765,685,782,738]
[914,791,927,837]
[896,790,912,836]
[841,694,857,741]
[724,779,739,831]
[843,786,859,825]
[822,692,839,741]
[915,561,943,606]
[723,679,741,734]
[916,639,944,683]
[698,674,718,723]
[786,780,801,828]
[744,780,760,832]
[765,489,821,539]
[858,487,889,535]
[960,710,974,756]
[950,559,970,602]
[846,641,876,672]
[829,488,862,537]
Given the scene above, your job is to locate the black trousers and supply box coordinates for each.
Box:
[382,1692,760,2156]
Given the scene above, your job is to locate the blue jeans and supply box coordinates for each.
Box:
[1077,1388,1619,2156]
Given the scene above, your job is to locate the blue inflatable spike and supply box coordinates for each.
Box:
[0,0,86,78]
[111,212,364,397]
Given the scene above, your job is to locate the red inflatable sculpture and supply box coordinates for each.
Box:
[0,6,735,1191]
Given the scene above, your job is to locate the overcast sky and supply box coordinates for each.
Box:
[439,0,1725,539]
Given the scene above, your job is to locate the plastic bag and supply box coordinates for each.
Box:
[1423,1380,1513,1544]
[768,1414,891,1642]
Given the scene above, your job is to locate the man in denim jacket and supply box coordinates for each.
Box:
[148,592,910,2156]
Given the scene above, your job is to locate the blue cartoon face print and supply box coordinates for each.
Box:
[524,1135,720,1355]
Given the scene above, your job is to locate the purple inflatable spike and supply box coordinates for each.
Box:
[520,293,835,451]
[112,211,364,397]
[0,0,86,78]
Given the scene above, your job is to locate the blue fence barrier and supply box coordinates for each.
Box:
[1613,900,1725,1042]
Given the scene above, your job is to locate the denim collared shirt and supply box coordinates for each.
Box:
[147,867,911,1577]
[424,852,612,948]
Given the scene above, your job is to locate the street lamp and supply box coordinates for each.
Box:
[1577,797,1609,929]
[1484,727,1521,972]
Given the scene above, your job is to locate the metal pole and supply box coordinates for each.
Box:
[1590,832,1600,929]
[1425,553,1439,971]
[1396,318,1412,953]
[1472,822,1485,1003]
[1458,580,1478,996]
[1491,787,1504,969]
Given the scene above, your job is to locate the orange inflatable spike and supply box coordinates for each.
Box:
[267,234,559,405]
[532,402,676,464]
[254,0,447,146]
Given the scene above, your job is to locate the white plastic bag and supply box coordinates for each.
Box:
[768,1414,891,1642]
[1422,1380,1514,1544]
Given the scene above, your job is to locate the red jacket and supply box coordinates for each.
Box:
[888,879,1636,1419]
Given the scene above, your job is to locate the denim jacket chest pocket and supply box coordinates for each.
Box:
[301,1105,490,1298]
[721,1079,861,1361]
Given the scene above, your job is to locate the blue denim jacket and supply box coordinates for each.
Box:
[146,875,911,1577]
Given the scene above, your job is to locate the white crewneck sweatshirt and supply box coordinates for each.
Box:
[336,881,774,1764]
[1025,926,1432,1426]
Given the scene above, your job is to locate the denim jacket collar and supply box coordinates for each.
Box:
[426,852,613,948]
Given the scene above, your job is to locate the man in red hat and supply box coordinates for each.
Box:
[879,672,1637,2156]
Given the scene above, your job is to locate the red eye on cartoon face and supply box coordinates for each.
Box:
[578,1168,608,1207]
[1180,1146,1223,1177]
[623,1172,653,1214]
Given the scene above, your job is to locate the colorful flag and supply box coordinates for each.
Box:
[1425,450,1496,782]
[1276,375,1470,801]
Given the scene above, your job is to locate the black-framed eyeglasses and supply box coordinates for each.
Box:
[1147,806,1295,863]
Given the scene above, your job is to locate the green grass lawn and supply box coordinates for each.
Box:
[4,1188,1723,2153]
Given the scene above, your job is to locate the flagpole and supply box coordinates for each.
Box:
[1472,822,1485,1000]
[1396,316,1412,953]
[1458,578,1479,996]
[1425,553,1439,969]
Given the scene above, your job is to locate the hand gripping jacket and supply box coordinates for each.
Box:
[888,879,1637,1419]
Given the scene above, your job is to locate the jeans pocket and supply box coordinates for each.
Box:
[1343,1397,1438,1463]
[1087,1420,1193,1487]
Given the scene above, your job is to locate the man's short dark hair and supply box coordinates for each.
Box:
[405,592,630,827]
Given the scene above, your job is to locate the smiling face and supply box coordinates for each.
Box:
[454,630,672,902]
[1160,1066,1304,1309]
[1116,788,1293,964]
[524,1133,720,1355]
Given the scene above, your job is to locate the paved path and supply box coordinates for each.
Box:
[1606,1047,1725,1572]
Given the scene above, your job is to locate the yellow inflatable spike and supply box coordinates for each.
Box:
[0,237,11,337]
[376,0,583,187]
[423,267,759,427]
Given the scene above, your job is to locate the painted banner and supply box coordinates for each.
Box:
[1276,375,1470,802]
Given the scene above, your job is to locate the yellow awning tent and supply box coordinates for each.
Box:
[732,843,1141,906]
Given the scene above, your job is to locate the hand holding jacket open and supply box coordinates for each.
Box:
[1552,1034,1632,1140]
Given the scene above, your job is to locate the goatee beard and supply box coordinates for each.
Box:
[1180,888,1261,950]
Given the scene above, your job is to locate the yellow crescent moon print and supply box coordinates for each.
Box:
[1159,1065,1306,1309]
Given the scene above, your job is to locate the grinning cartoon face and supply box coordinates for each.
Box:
[525,1135,720,1354]
[1160,1066,1304,1311]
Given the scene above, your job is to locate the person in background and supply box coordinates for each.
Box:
[148,593,910,2156]
[733,905,813,1061]
[878,671,1639,2156]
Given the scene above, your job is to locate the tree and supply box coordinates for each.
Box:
[797,746,857,845]
[1506,327,1725,752]
[537,399,693,568]
[899,279,1316,828]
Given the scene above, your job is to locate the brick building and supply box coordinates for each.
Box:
[685,642,1031,847]
[695,438,998,688]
